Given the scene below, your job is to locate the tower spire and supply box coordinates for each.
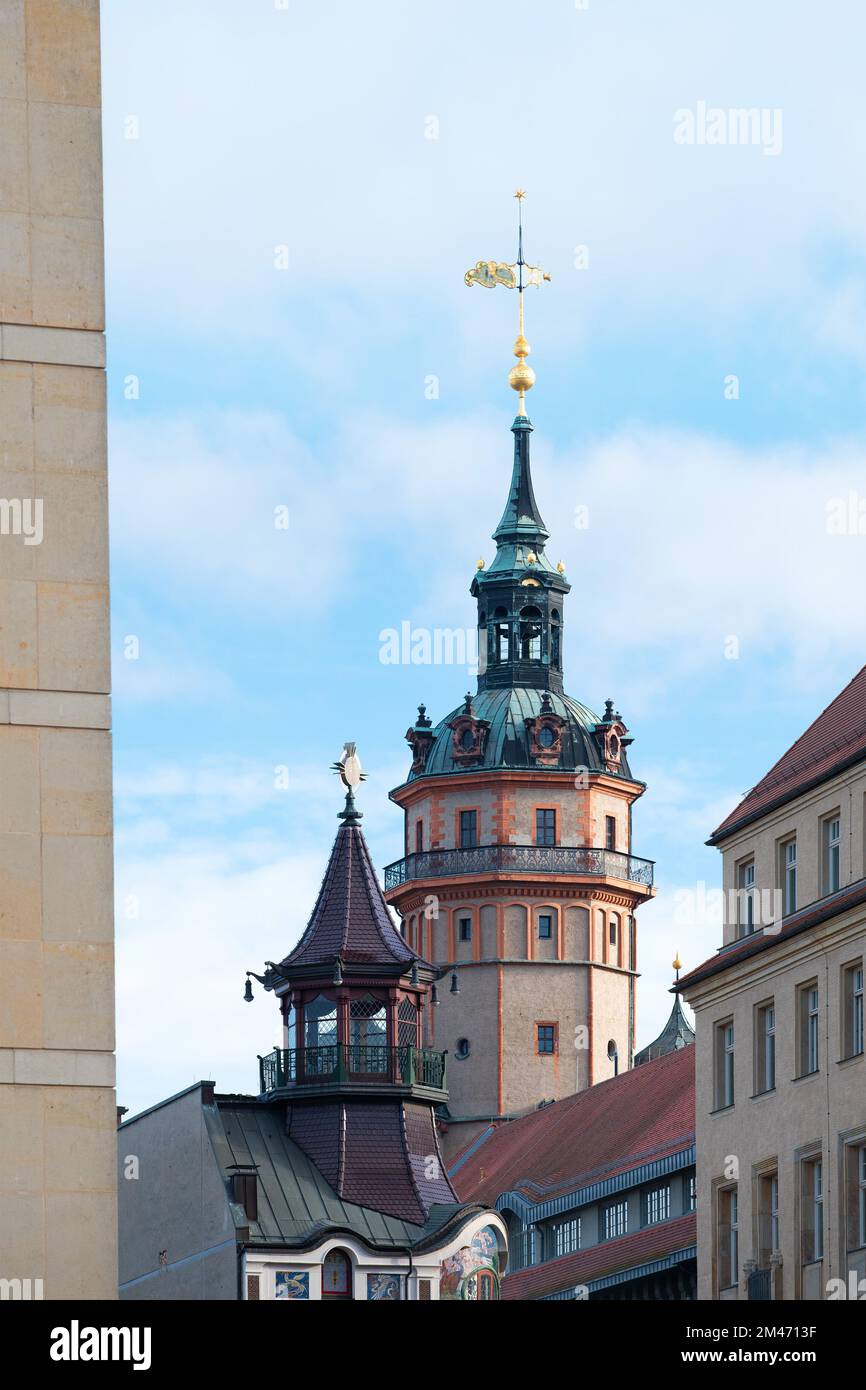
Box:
[464,189,550,416]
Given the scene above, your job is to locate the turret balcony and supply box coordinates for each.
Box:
[383,843,654,892]
[258,1042,448,1101]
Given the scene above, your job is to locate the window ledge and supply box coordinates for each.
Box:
[750,1088,776,1101]
[792,1070,820,1083]
[838,1052,865,1069]
[709,1104,735,1116]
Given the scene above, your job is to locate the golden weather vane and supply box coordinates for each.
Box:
[464,189,551,415]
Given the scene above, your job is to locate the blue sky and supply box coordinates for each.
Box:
[102,0,866,1116]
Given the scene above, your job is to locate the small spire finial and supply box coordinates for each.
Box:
[673,951,682,982]
[464,191,550,416]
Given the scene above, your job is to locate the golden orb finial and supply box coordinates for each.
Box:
[476,557,485,570]
[673,952,682,973]
[556,560,566,574]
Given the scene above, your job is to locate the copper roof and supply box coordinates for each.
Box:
[710,662,866,844]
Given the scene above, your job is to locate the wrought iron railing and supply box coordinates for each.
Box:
[258,1043,447,1094]
[383,844,655,891]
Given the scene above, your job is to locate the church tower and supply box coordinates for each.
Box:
[384,196,655,1157]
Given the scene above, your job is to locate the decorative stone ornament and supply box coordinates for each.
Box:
[405,704,434,774]
[449,693,491,765]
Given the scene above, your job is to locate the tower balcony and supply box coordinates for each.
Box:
[257,1042,448,1102]
[383,843,655,893]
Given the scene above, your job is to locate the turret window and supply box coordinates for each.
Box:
[493,607,510,663]
[304,996,338,1050]
[458,917,472,943]
[538,914,553,940]
[460,810,478,848]
[535,808,557,845]
[551,610,561,669]
[519,606,543,662]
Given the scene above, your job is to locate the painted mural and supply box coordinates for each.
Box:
[275,1271,310,1300]
[367,1272,403,1300]
[439,1225,501,1300]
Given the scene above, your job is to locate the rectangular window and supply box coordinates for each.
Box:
[780,837,797,916]
[844,1143,866,1254]
[797,981,819,1077]
[755,1001,776,1094]
[536,1023,557,1055]
[737,859,756,935]
[415,819,423,853]
[718,1187,738,1290]
[605,815,616,850]
[688,1174,697,1213]
[603,1200,628,1241]
[536,808,557,846]
[802,1158,823,1263]
[609,916,618,949]
[538,913,553,940]
[645,1185,671,1226]
[757,1169,779,1265]
[458,916,472,943]
[715,1019,735,1109]
[551,1216,581,1257]
[843,961,865,1059]
[459,810,478,849]
[823,814,841,895]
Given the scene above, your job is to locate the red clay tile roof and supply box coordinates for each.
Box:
[501,1211,696,1300]
[677,876,866,994]
[710,663,866,844]
[281,822,418,968]
[450,1045,694,1208]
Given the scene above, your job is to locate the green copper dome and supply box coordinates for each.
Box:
[405,687,635,782]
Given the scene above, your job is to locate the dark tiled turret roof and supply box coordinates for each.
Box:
[281,821,417,969]
[634,996,695,1066]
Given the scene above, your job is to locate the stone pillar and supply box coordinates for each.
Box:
[0,0,116,1299]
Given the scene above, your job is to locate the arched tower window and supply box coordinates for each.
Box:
[493,606,510,663]
[519,606,543,662]
[349,993,387,1073]
[550,608,561,670]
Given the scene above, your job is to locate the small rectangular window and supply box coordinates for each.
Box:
[737,859,756,935]
[459,810,478,849]
[538,913,553,940]
[458,917,472,943]
[822,814,841,895]
[843,961,865,1059]
[802,1158,823,1263]
[536,808,557,846]
[536,1023,557,1055]
[780,837,797,916]
[551,1216,581,1256]
[755,1001,776,1094]
[718,1186,738,1290]
[844,1143,866,1254]
[797,981,819,1077]
[645,1184,671,1226]
[605,815,616,850]
[231,1172,258,1222]
[603,1199,628,1241]
[415,819,423,853]
[688,1175,697,1212]
[715,1019,735,1109]
[757,1169,779,1265]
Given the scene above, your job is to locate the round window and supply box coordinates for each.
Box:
[460,728,475,751]
[538,725,555,749]
[456,1038,471,1060]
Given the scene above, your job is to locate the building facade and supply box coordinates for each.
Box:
[119,772,506,1301]
[680,664,866,1300]
[451,1042,696,1300]
[0,0,116,1299]
[385,411,655,1159]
